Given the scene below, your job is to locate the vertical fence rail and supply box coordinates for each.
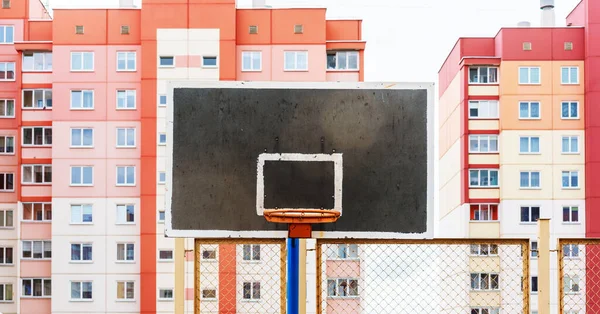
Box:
[558,238,600,314]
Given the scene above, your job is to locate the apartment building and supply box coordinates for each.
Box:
[438,0,599,313]
[0,0,365,313]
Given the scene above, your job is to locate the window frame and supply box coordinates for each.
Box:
[518,66,541,85]
[201,246,217,261]
[21,240,51,260]
[70,281,93,301]
[70,128,94,148]
[116,242,135,263]
[561,136,579,154]
[70,243,93,263]
[21,278,51,298]
[561,101,579,119]
[562,206,580,224]
[468,169,499,188]
[563,244,580,259]
[0,99,14,117]
[116,51,136,72]
[158,171,166,184]
[519,171,541,189]
[116,89,136,110]
[468,134,499,153]
[0,173,14,192]
[470,273,500,291]
[468,66,499,84]
[201,288,217,301]
[326,51,360,71]
[470,204,499,222]
[0,135,14,154]
[520,206,540,224]
[22,203,51,222]
[70,204,93,224]
[564,275,580,294]
[21,164,51,185]
[518,101,541,119]
[158,210,165,223]
[202,56,218,68]
[116,127,136,148]
[562,171,580,189]
[159,56,174,68]
[70,90,94,110]
[22,126,52,146]
[0,62,15,81]
[116,281,135,301]
[116,204,135,225]
[519,136,541,154]
[0,246,13,265]
[283,51,309,71]
[242,281,262,300]
[158,288,174,301]
[158,133,167,145]
[0,25,14,44]
[22,89,52,109]
[326,278,359,298]
[70,166,94,186]
[70,52,94,72]
[561,66,579,85]
[158,249,174,262]
[116,165,136,186]
[242,244,261,262]
[468,100,499,119]
[0,283,12,302]
[158,94,167,107]
[22,52,52,72]
[470,308,500,314]
[531,241,538,258]
[469,244,499,257]
[241,51,262,72]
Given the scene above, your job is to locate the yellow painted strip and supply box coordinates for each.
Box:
[538,219,550,314]
[299,239,307,314]
[175,238,185,314]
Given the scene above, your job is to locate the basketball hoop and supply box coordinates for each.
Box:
[263,209,340,224]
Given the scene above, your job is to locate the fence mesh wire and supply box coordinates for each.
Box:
[195,239,286,314]
[317,240,529,314]
[559,239,600,314]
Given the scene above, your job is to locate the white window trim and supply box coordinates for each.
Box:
[22,52,52,72]
[562,206,580,224]
[469,244,499,257]
[0,99,14,117]
[158,56,175,68]
[70,52,94,72]
[116,90,137,110]
[70,166,94,187]
[70,90,94,110]
[200,288,218,301]
[468,100,499,119]
[0,135,15,154]
[21,126,52,147]
[519,171,541,190]
[520,206,541,224]
[21,278,51,298]
[200,246,217,261]
[561,135,579,154]
[158,288,174,301]
[564,275,580,294]
[242,244,261,262]
[468,134,499,153]
[0,283,12,302]
[116,242,135,263]
[0,25,14,45]
[0,246,13,265]
[0,209,13,228]
[519,101,541,120]
[0,62,15,81]
[562,171,580,189]
[470,273,500,291]
[158,94,167,107]
[531,241,538,259]
[21,240,51,260]
[241,51,262,72]
[22,203,50,223]
[70,204,93,225]
[22,90,51,109]
[563,244,580,259]
[70,243,93,263]
[116,51,137,72]
[561,101,580,119]
[116,281,135,302]
[519,136,541,155]
[468,66,499,84]
[116,128,136,148]
[116,166,136,186]
[468,169,499,188]
[283,51,309,71]
[158,171,166,185]
[116,204,135,225]
[326,278,359,298]
[21,164,51,185]
[158,133,167,145]
[470,204,499,222]
[561,66,580,85]
[327,51,360,71]
[70,128,94,148]
[158,249,174,262]
[0,173,14,192]
[69,281,93,301]
[158,210,165,223]
[202,56,218,68]
[519,66,541,85]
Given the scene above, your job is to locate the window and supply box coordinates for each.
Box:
[242,282,261,300]
[520,171,540,188]
[326,279,358,297]
[159,288,174,300]
[0,62,15,80]
[0,173,13,191]
[241,51,261,71]
[519,67,541,84]
[0,136,13,154]
[70,281,92,300]
[116,166,135,186]
[562,136,579,154]
[0,247,13,264]
[469,169,499,187]
[468,100,499,119]
[22,278,51,297]
[470,308,500,314]
[23,90,52,109]
[116,204,134,224]
[327,51,359,70]
[158,171,166,184]
[561,101,579,119]
[0,99,14,117]
[158,133,166,145]
[159,56,174,67]
[470,204,498,221]
[531,276,538,293]
[71,166,93,186]
[71,128,93,148]
[469,135,499,153]
[202,56,217,67]
[22,127,52,146]
[71,52,94,71]
[70,204,92,224]
[0,283,12,302]
[201,289,217,300]
[117,281,134,300]
[116,128,135,147]
[284,51,308,71]
[2,0,10,9]
[159,250,173,261]
[561,66,579,84]
[470,244,498,256]
[520,206,540,223]
[159,95,167,106]
[242,244,260,261]
[0,209,12,227]
[562,171,579,188]
[116,51,136,71]
[117,90,136,109]
[22,165,51,184]
[22,203,51,222]
[531,241,538,258]
[564,275,580,294]
[519,136,540,154]
[117,243,134,261]
[468,66,498,84]
[22,240,51,259]
[0,25,13,44]
[563,206,579,223]
[328,244,359,259]
[519,101,541,119]
[563,244,579,258]
[70,90,94,109]
[158,210,165,222]
[22,52,52,71]
[470,273,499,291]
[71,243,92,262]
[201,247,216,260]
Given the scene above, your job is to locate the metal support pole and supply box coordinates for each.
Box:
[538,218,551,314]
[287,238,300,314]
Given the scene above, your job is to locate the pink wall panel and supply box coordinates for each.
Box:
[51,122,107,159]
[20,222,51,240]
[0,165,16,203]
[271,45,327,82]
[106,46,142,82]
[21,110,52,123]
[566,1,585,26]
[185,287,194,300]
[105,158,141,197]
[236,46,272,81]
[51,159,107,198]
[106,121,141,159]
[106,83,141,121]
[51,82,107,121]
[326,72,359,82]
[21,147,51,160]
[327,299,360,314]
[21,186,52,197]
[20,298,51,314]
[20,260,50,277]
[52,46,108,83]
[325,260,360,278]
[0,19,23,53]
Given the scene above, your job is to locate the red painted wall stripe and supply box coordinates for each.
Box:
[219,244,237,314]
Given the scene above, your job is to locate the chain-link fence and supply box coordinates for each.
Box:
[316,239,530,314]
[559,239,600,314]
[194,239,287,314]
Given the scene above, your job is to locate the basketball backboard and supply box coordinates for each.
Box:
[165,81,434,239]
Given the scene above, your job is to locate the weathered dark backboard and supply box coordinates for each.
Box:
[165,82,434,239]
